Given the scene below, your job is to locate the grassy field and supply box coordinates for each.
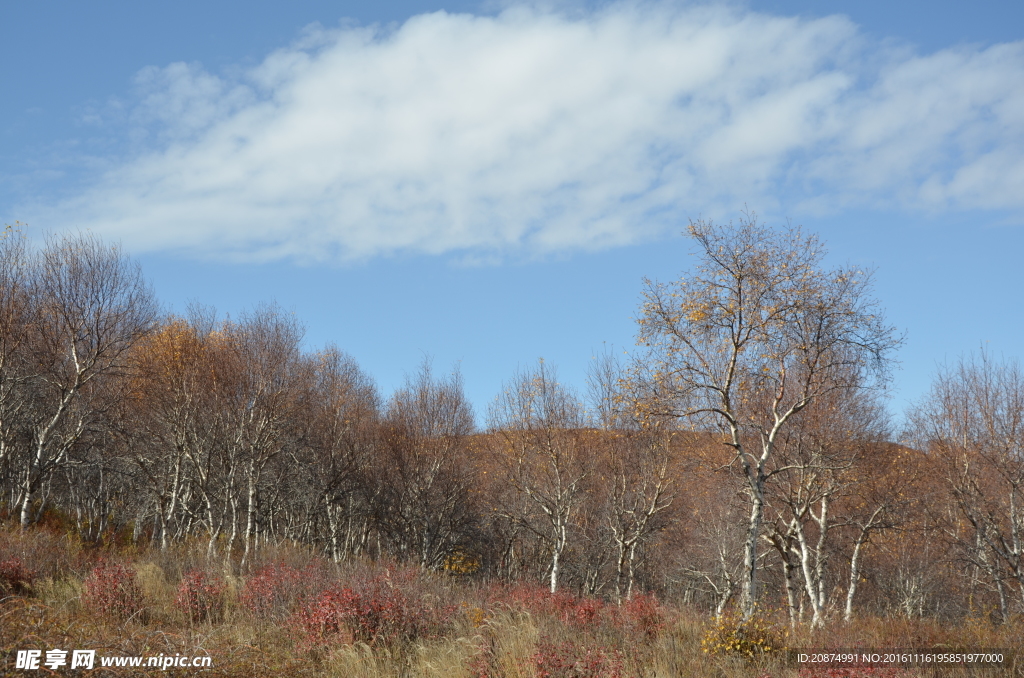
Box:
[2,526,1022,677]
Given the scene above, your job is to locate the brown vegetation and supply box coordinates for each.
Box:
[4,528,1024,677]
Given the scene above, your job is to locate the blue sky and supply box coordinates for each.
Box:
[3,0,1023,426]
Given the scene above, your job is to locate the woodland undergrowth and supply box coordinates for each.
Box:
[2,525,1021,677]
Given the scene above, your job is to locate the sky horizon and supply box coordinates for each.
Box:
[3,0,1023,429]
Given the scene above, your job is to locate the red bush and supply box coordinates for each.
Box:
[175,569,226,622]
[291,568,456,649]
[240,561,316,619]
[468,636,498,678]
[531,641,627,678]
[798,669,913,678]
[82,559,144,620]
[0,557,35,596]
[569,597,603,628]
[292,586,357,647]
[504,585,611,630]
[611,594,665,640]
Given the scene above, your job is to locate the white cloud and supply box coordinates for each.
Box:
[34,2,1024,261]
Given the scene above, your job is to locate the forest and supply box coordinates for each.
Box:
[3,220,1024,677]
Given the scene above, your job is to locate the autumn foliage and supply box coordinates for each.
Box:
[291,569,457,648]
[175,568,227,622]
[82,559,144,620]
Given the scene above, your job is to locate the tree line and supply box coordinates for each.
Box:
[2,222,1022,628]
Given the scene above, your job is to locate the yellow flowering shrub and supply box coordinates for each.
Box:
[700,610,785,659]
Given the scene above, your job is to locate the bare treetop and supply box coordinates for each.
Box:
[638,216,900,431]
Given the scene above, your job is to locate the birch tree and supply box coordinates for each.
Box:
[635,216,899,618]
[130,313,217,548]
[301,345,379,561]
[588,350,679,602]
[840,441,920,622]
[0,228,33,502]
[213,306,305,567]
[913,352,1024,621]
[601,431,676,602]
[18,233,156,528]
[376,362,476,570]
[490,360,592,593]
[764,388,888,628]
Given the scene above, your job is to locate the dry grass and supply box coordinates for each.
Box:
[3,528,1024,677]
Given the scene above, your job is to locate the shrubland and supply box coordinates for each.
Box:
[3,523,1023,677]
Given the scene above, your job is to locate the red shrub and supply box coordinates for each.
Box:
[569,598,603,628]
[82,559,144,620]
[468,636,498,678]
[612,594,665,640]
[175,569,226,622]
[240,561,316,619]
[0,557,35,596]
[291,568,456,649]
[531,641,627,678]
[798,670,913,678]
[504,585,610,630]
[292,586,358,648]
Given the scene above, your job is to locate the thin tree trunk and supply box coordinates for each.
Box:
[740,475,766,619]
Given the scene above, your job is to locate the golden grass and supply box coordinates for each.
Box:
[4,532,1024,677]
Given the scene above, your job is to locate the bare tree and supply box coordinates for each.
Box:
[490,360,592,593]
[129,312,218,548]
[912,352,1024,620]
[677,474,747,618]
[212,305,305,566]
[0,227,33,501]
[376,361,477,570]
[763,388,889,628]
[840,441,921,622]
[635,216,900,618]
[588,350,679,602]
[601,431,676,602]
[17,233,156,528]
[300,345,380,561]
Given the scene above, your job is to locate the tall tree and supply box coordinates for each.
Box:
[763,387,890,628]
[588,350,679,602]
[17,233,156,527]
[130,313,217,548]
[0,227,33,501]
[490,360,592,593]
[912,352,1024,621]
[212,305,306,566]
[376,362,476,569]
[635,216,899,618]
[300,345,379,561]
